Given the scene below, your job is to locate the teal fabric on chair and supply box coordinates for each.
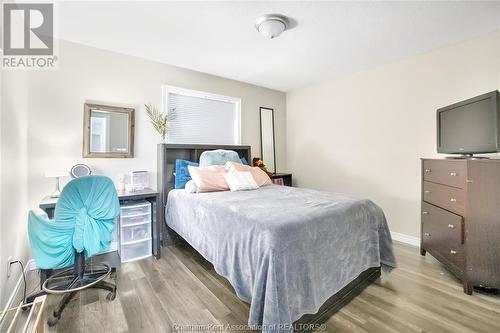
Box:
[28,175,120,269]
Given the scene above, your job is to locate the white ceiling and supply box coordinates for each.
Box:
[57,1,500,92]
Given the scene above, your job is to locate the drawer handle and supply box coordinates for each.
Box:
[450,198,457,202]
[424,190,431,194]
[424,232,431,236]
[450,172,457,176]
[450,250,457,255]
[422,211,429,215]
[424,169,432,173]
[448,224,455,229]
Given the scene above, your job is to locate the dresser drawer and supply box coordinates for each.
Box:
[423,181,465,216]
[421,202,464,270]
[423,160,466,189]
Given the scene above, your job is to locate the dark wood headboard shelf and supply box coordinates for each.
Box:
[157,143,251,245]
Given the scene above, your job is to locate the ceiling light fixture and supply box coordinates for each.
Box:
[255,14,289,39]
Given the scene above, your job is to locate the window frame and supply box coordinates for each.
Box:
[162,85,242,145]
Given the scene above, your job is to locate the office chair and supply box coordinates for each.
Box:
[27,175,120,326]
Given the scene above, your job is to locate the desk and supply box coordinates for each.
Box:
[39,188,161,260]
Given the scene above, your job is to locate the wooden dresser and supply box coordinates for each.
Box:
[421,158,500,294]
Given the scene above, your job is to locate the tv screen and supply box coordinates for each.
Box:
[437,91,499,155]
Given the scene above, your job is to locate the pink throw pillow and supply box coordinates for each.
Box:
[187,166,229,193]
[249,166,273,187]
[225,161,272,187]
[225,161,249,173]
[207,165,227,173]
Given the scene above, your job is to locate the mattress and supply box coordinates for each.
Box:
[166,185,396,332]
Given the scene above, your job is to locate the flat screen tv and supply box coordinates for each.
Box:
[437,91,500,157]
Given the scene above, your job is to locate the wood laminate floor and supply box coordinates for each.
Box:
[39,241,500,333]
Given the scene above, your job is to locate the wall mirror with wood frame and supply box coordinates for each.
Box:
[83,103,135,158]
[260,107,276,173]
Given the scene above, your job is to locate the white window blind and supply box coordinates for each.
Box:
[166,90,240,144]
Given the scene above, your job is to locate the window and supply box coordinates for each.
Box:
[163,86,241,144]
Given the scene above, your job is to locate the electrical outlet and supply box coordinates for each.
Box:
[6,256,12,278]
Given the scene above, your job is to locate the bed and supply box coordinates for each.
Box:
[157,144,396,332]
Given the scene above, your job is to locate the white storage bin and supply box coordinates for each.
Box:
[120,202,151,217]
[121,239,151,262]
[121,223,151,244]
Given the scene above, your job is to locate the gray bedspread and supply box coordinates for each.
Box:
[166,185,396,332]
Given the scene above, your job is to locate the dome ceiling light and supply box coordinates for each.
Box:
[255,14,289,39]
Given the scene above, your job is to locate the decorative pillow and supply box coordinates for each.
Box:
[199,149,241,167]
[175,159,199,189]
[225,161,273,187]
[249,166,273,187]
[240,156,249,165]
[207,165,227,172]
[225,161,248,173]
[223,172,259,192]
[184,180,198,193]
[187,165,229,193]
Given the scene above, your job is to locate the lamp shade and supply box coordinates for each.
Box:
[255,14,289,39]
[257,20,286,39]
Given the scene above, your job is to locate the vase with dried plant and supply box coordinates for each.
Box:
[145,103,169,144]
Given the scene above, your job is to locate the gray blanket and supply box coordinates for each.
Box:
[166,185,396,332]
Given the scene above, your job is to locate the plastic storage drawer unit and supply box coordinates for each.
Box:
[119,201,152,262]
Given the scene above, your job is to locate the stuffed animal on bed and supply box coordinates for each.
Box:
[252,158,274,177]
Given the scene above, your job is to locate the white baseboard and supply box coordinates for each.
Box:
[391,231,420,247]
[0,259,35,325]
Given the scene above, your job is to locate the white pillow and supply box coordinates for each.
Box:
[223,172,259,192]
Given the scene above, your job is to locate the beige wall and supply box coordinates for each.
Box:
[0,70,30,309]
[0,40,286,307]
[286,31,500,237]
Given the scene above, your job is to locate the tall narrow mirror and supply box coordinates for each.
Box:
[260,107,276,173]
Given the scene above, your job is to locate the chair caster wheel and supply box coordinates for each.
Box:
[47,314,60,327]
[106,291,116,301]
